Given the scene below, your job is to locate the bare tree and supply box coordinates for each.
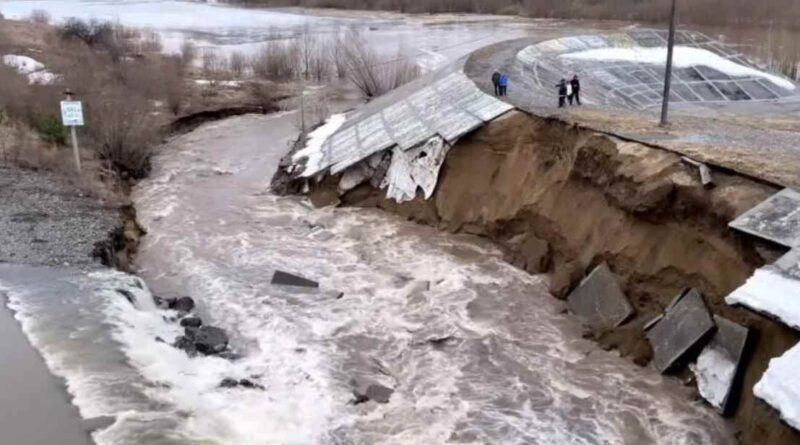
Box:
[229,51,247,77]
[180,40,197,69]
[339,28,419,98]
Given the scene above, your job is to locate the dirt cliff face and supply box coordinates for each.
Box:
[305,110,800,444]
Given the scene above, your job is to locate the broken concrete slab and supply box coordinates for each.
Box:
[646,289,716,373]
[726,249,800,331]
[271,270,319,288]
[681,156,714,188]
[567,263,635,329]
[753,341,800,431]
[729,188,800,248]
[692,316,750,416]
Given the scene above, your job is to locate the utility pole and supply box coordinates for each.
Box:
[660,0,677,127]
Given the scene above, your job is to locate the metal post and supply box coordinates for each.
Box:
[65,90,81,173]
[660,0,677,127]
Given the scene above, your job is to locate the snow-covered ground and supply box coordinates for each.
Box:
[2,54,58,84]
[562,46,796,91]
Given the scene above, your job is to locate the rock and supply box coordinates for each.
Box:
[271,270,319,288]
[567,263,635,329]
[219,378,239,388]
[115,288,136,305]
[170,296,195,313]
[646,289,716,373]
[173,335,197,356]
[238,379,264,390]
[365,384,393,404]
[192,326,229,355]
[180,317,203,328]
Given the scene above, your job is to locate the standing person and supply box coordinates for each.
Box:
[491,71,501,96]
[566,80,574,105]
[571,75,581,105]
[556,79,567,108]
[498,73,508,97]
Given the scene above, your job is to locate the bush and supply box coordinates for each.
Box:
[252,39,300,81]
[34,114,66,145]
[338,29,419,98]
[229,51,246,77]
[180,40,197,69]
[29,9,51,24]
[59,18,114,47]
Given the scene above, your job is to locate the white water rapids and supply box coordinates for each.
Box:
[122,113,733,443]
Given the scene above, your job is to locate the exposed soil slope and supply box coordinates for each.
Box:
[301,110,800,445]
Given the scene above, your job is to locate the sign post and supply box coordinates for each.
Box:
[60,90,84,173]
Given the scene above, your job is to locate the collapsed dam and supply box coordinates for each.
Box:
[274,31,800,444]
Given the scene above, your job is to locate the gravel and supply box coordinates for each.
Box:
[0,166,119,268]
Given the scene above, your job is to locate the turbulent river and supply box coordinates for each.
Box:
[3,113,738,444]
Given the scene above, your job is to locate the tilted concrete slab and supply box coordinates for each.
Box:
[647,289,716,373]
[726,248,800,331]
[754,341,800,431]
[693,316,750,416]
[566,263,634,329]
[271,270,319,288]
[729,189,800,248]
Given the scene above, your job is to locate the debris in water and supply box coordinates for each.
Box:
[271,270,320,288]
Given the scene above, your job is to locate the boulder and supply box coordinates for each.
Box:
[180,317,203,328]
[173,335,197,356]
[192,326,229,355]
[170,296,195,313]
[219,378,239,388]
[353,383,394,404]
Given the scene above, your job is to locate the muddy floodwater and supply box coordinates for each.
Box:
[117,113,732,444]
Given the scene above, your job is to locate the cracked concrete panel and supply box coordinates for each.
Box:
[381,101,431,150]
[693,316,749,416]
[383,136,449,202]
[566,263,635,329]
[647,289,716,373]
[729,188,800,248]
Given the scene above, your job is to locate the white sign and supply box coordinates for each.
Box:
[60,101,84,127]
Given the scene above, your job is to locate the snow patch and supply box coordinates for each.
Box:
[292,114,347,178]
[3,54,58,84]
[754,342,800,430]
[562,46,796,91]
[692,347,736,411]
[726,268,800,330]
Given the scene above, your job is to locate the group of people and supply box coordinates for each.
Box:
[491,71,509,97]
[556,76,581,107]
[490,71,582,108]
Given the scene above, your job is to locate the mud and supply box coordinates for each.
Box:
[302,110,800,444]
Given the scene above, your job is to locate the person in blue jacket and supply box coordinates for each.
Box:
[498,73,508,96]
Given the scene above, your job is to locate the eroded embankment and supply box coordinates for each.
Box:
[295,110,800,444]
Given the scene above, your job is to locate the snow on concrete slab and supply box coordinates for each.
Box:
[292,114,346,178]
[726,266,800,331]
[562,46,796,91]
[754,341,800,431]
[382,136,449,202]
[692,316,749,416]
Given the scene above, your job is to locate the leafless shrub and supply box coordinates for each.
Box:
[59,18,114,47]
[229,51,247,77]
[251,39,300,81]
[248,81,279,109]
[29,9,51,24]
[180,40,197,68]
[338,29,419,98]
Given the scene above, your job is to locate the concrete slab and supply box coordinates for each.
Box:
[270,270,319,288]
[693,316,750,416]
[754,341,800,431]
[729,188,800,248]
[567,263,634,329]
[726,249,800,331]
[647,289,716,373]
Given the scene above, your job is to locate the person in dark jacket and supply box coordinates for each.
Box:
[556,79,567,108]
[491,71,501,96]
[570,75,581,105]
[498,73,509,96]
